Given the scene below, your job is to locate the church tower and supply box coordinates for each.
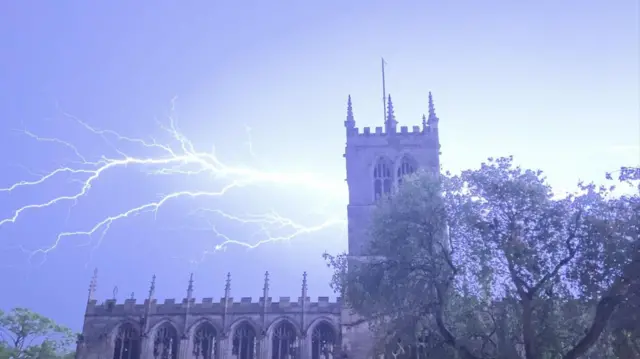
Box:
[343,92,441,257]
[341,92,442,357]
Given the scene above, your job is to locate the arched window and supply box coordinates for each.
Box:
[382,336,430,359]
[232,322,257,359]
[113,323,140,359]
[311,322,336,359]
[153,323,178,359]
[373,157,393,200]
[397,155,417,186]
[193,322,218,359]
[271,320,298,359]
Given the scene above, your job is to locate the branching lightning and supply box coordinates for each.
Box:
[0,105,347,265]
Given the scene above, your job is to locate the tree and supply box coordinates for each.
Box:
[0,308,76,359]
[325,157,639,359]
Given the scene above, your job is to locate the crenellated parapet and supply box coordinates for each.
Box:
[86,296,342,317]
[83,271,341,319]
[78,271,343,359]
[346,124,439,149]
[344,92,441,150]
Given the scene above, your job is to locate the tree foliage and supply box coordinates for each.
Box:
[0,308,76,359]
[325,157,639,359]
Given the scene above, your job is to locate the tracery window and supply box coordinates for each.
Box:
[113,323,140,359]
[271,321,298,359]
[383,336,430,359]
[373,157,393,200]
[153,323,178,359]
[232,322,257,359]
[311,322,336,359]
[396,155,416,186]
[193,322,218,359]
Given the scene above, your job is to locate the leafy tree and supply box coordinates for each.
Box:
[325,157,639,359]
[0,308,76,359]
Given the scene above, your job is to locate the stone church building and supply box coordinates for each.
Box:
[76,93,441,359]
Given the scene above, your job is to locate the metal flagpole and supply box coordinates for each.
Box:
[382,57,387,124]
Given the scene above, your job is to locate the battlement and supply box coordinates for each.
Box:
[349,124,436,137]
[86,296,342,316]
[343,92,441,148]
[84,271,341,317]
[345,124,439,148]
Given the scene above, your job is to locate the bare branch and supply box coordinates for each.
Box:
[530,210,582,296]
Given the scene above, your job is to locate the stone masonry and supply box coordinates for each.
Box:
[75,92,441,359]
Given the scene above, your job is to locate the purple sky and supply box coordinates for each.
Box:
[0,0,638,332]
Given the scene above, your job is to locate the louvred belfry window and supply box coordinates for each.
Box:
[397,155,416,186]
[374,157,393,200]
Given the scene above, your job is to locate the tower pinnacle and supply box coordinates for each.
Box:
[344,95,355,136]
[87,268,98,302]
[224,272,231,298]
[263,271,270,297]
[301,271,308,298]
[186,273,194,299]
[148,274,156,300]
[385,94,398,133]
[428,91,439,128]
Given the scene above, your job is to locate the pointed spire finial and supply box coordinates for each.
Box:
[262,271,270,303]
[88,268,98,301]
[224,272,231,297]
[345,95,355,135]
[422,114,428,131]
[148,274,156,299]
[263,271,270,292]
[387,95,394,120]
[130,292,135,300]
[187,273,194,298]
[302,271,308,294]
[428,91,439,126]
[386,95,397,133]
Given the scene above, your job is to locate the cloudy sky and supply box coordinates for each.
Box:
[0,0,637,331]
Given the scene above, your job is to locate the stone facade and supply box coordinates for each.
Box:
[340,94,440,358]
[76,93,441,359]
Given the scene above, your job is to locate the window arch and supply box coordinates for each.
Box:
[382,335,431,358]
[193,322,218,359]
[153,323,178,359]
[397,155,417,186]
[113,323,140,359]
[232,321,257,359]
[373,157,393,200]
[271,320,298,359]
[311,322,336,359]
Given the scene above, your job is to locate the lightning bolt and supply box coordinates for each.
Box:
[0,103,347,265]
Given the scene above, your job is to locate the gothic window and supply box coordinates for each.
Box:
[311,322,336,359]
[232,322,257,359]
[373,157,393,200]
[383,336,430,359]
[271,320,298,359]
[193,322,218,359]
[153,323,178,359]
[397,155,417,186]
[113,323,140,359]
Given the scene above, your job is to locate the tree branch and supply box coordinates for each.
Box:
[432,278,482,359]
[563,250,639,359]
[530,210,582,296]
